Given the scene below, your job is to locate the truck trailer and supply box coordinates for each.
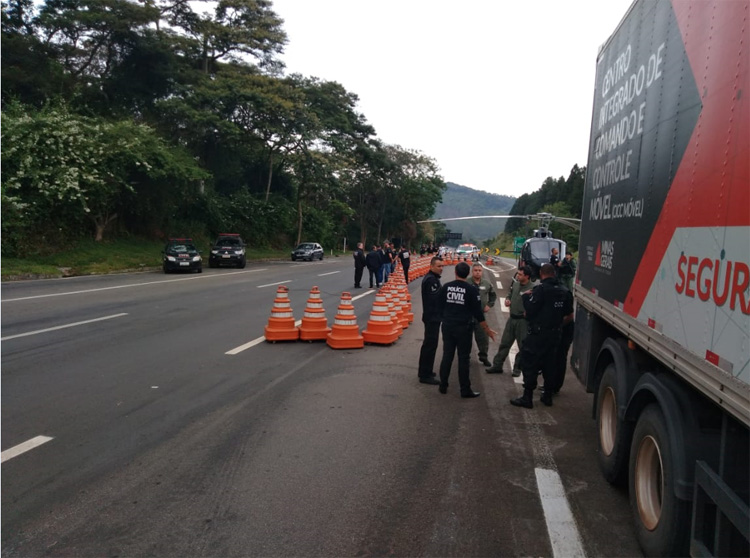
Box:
[571,0,749,556]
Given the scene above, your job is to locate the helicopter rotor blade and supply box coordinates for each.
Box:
[417,215,517,223]
[417,213,581,230]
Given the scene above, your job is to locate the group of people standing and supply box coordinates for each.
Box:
[352,242,412,289]
[417,250,576,409]
[417,259,497,398]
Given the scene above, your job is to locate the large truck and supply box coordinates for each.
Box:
[571,0,749,556]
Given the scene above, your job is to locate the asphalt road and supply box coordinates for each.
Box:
[1,255,643,557]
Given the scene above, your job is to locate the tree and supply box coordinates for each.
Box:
[1,103,207,243]
[194,0,287,75]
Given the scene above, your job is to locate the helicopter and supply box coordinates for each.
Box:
[417,212,581,280]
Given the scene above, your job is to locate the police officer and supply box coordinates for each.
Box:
[547,311,575,395]
[486,265,534,376]
[398,245,411,283]
[470,262,497,366]
[417,257,444,385]
[510,263,573,408]
[352,242,366,288]
[437,262,497,398]
[559,251,577,291]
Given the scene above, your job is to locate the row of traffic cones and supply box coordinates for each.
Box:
[264,269,415,349]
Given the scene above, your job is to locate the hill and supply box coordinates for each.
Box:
[434,182,515,244]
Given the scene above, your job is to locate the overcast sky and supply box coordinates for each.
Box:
[271,0,635,198]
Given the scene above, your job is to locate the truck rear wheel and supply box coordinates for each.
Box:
[629,404,690,557]
[596,363,631,485]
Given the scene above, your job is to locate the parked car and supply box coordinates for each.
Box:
[162,238,202,273]
[209,233,246,268]
[291,242,324,261]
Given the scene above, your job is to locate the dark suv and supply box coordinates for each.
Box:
[209,234,246,268]
[163,238,202,273]
[291,242,324,261]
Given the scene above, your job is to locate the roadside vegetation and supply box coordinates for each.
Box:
[2,0,445,264]
[2,1,583,278]
[0,238,295,280]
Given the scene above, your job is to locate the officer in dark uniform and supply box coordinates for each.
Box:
[352,242,366,288]
[547,313,574,395]
[437,262,496,398]
[417,257,444,385]
[511,263,573,408]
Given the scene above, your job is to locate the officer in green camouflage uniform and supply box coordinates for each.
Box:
[486,265,535,376]
[470,262,497,366]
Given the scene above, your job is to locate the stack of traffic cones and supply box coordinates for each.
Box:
[396,286,414,324]
[362,291,400,345]
[326,292,364,349]
[387,285,410,330]
[299,286,330,341]
[382,289,404,338]
[414,256,428,278]
[264,285,299,342]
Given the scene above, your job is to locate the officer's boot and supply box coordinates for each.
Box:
[540,390,553,407]
[510,388,534,409]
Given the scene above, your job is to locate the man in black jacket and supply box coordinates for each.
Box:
[352,242,366,288]
[510,263,574,409]
[437,262,496,398]
[417,257,444,385]
[398,245,411,283]
[365,245,382,288]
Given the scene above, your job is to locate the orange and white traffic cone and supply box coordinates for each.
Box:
[382,288,404,338]
[388,285,410,330]
[362,292,400,345]
[396,286,414,324]
[299,286,330,341]
[326,292,364,349]
[264,285,299,342]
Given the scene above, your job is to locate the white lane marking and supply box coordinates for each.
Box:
[226,319,304,355]
[257,280,292,288]
[493,272,500,278]
[318,271,340,277]
[1,313,128,341]
[496,281,503,289]
[351,290,375,302]
[3,269,269,302]
[226,337,266,355]
[500,303,509,313]
[535,468,587,558]
[1,436,54,463]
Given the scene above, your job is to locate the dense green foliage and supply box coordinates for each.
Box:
[1,0,446,257]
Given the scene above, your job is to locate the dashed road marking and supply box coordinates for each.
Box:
[225,320,302,355]
[317,271,340,277]
[257,280,292,288]
[510,377,587,557]
[1,436,54,463]
[1,313,128,341]
[536,468,587,557]
[350,290,374,302]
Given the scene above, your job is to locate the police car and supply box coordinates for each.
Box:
[162,238,202,273]
[208,233,246,268]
